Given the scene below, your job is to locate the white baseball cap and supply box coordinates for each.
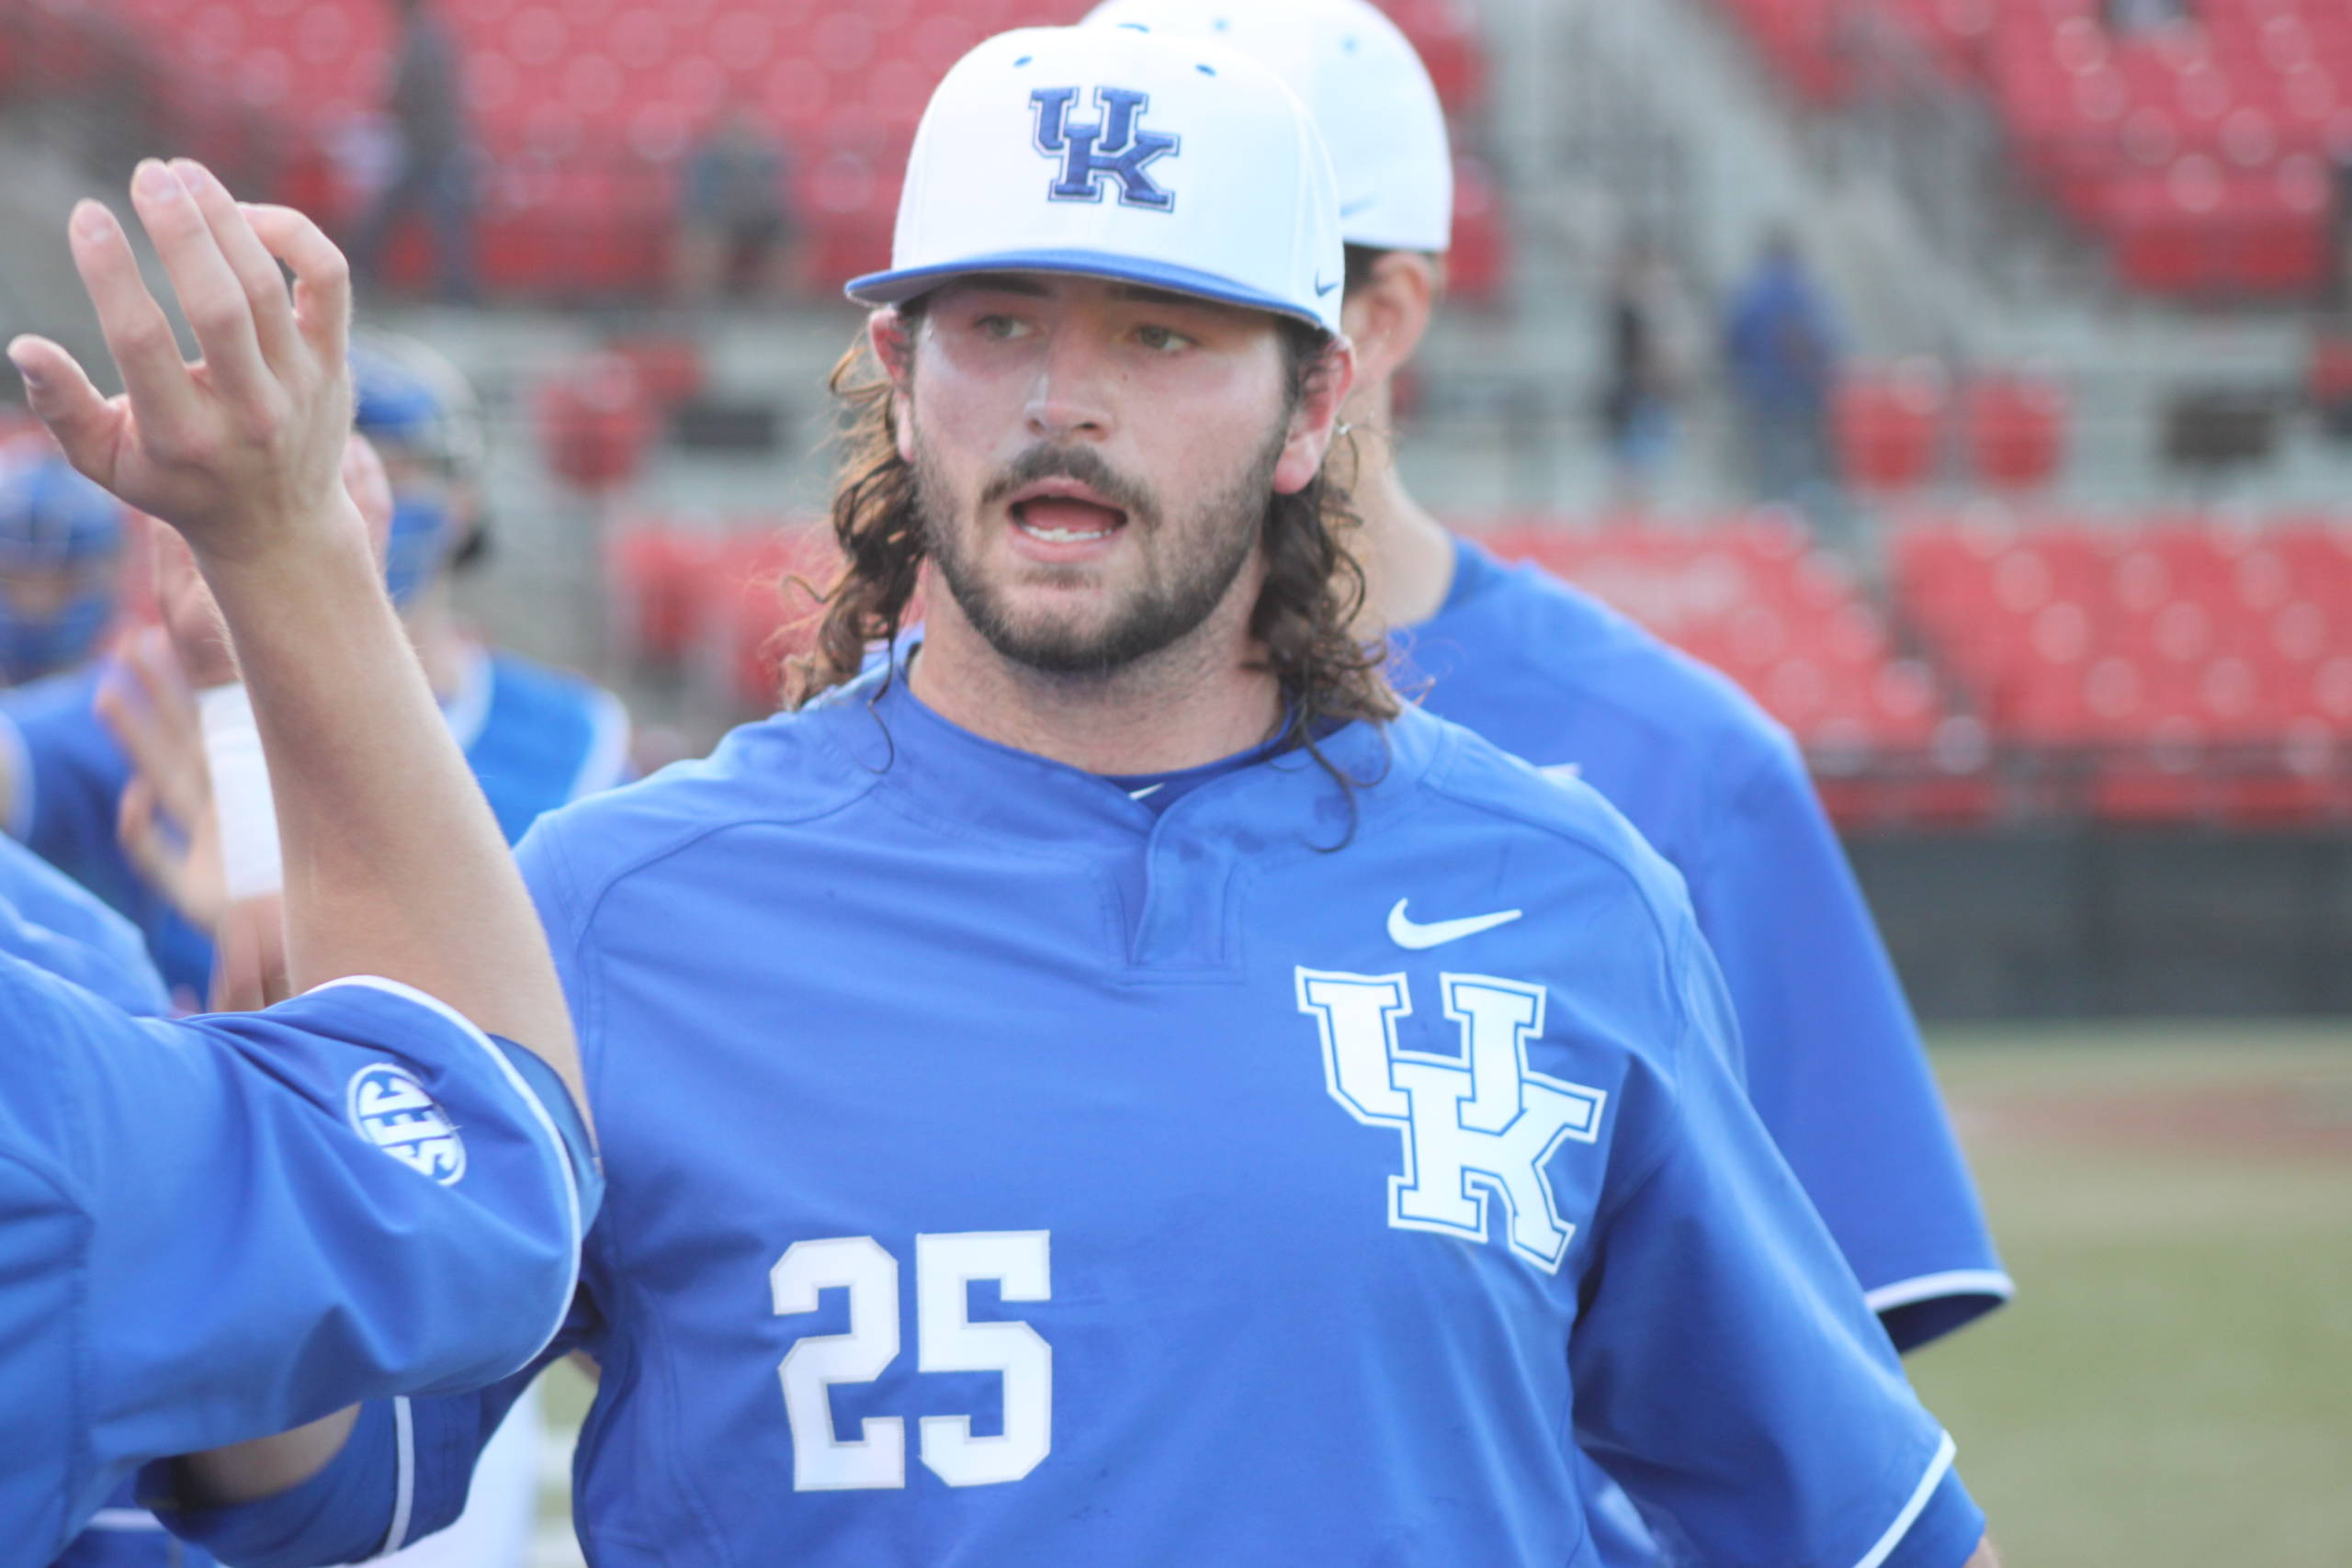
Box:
[846,26,1348,333]
[1084,0,1453,254]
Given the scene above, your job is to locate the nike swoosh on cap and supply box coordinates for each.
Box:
[1386,899,1523,950]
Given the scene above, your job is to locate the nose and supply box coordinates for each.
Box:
[1024,326,1115,445]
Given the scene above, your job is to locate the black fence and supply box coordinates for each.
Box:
[1850,825,2352,1018]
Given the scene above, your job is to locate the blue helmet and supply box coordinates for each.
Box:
[0,455,125,684]
[350,333,488,605]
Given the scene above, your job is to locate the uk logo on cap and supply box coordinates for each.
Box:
[847,26,1347,333]
[1032,87,1182,210]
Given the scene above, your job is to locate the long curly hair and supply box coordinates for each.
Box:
[781,306,1399,765]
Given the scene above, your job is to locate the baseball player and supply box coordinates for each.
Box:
[0,453,126,687]
[166,28,1993,1568]
[349,334,634,843]
[1083,6,2011,1556]
[1,159,596,1566]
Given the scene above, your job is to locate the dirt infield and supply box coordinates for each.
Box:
[1960,1079,2352,1162]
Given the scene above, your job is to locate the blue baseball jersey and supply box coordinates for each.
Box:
[1,664,212,998]
[0,855,183,1567]
[175,667,1983,1568]
[1403,538,2009,1348]
[0,966,595,1568]
[443,647,635,845]
[0,649,632,1001]
[0,832,168,1016]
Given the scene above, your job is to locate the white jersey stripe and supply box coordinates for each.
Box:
[1864,1269,2018,1315]
[1852,1431,1959,1568]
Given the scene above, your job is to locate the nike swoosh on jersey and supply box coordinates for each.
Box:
[1386,899,1523,950]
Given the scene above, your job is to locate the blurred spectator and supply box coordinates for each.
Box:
[356,0,477,302]
[1598,240,1690,504]
[0,453,123,688]
[1724,228,1843,516]
[673,102,801,304]
[2102,0,2191,32]
[2331,149,2352,314]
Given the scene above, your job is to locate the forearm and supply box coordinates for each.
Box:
[1963,1537,2002,1568]
[170,1406,358,1506]
[197,520,581,1108]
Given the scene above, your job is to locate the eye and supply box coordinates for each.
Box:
[1133,322,1195,354]
[974,313,1032,343]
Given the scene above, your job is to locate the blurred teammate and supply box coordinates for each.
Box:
[0,453,125,687]
[3,157,594,1565]
[0,338,631,1001]
[1087,0,2007,1557]
[349,333,633,842]
[168,29,1992,1567]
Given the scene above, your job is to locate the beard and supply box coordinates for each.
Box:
[912,424,1285,679]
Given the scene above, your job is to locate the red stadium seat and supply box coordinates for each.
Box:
[1834,363,1948,493]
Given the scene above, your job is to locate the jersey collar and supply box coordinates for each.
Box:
[803,657,1423,854]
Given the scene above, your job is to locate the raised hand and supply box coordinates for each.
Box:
[6,159,358,569]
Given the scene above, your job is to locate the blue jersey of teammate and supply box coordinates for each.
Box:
[0,961,596,1568]
[170,666,1982,1568]
[1402,539,2010,1348]
[0,664,210,997]
[0,831,168,1016]
[0,649,631,998]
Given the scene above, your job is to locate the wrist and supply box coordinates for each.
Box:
[190,498,384,612]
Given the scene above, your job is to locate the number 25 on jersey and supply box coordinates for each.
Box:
[772,1231,1053,1491]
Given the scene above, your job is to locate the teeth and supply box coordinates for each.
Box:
[1017,521,1111,544]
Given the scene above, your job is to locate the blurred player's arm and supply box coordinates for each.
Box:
[1570,914,1994,1568]
[1687,731,2010,1351]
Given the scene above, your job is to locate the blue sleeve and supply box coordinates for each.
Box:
[0,831,170,1020]
[1686,734,2009,1350]
[0,884,171,1020]
[153,1306,598,1566]
[64,976,595,1474]
[1570,924,1985,1567]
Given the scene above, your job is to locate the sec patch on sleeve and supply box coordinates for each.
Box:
[346,1064,468,1185]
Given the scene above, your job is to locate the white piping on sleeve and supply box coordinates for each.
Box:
[1853,1432,1959,1568]
[375,1396,416,1558]
[566,687,633,802]
[82,1509,165,1532]
[1864,1270,2018,1315]
[305,975,585,1371]
[0,709,34,842]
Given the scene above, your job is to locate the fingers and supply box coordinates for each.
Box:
[65,197,206,440]
[116,776,196,924]
[171,160,301,375]
[126,159,271,405]
[97,632,210,830]
[6,333,127,484]
[211,897,289,1012]
[241,204,353,372]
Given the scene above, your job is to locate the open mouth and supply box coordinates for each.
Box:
[1008,479,1130,546]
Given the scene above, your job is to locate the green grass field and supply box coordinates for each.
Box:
[533,1023,2352,1565]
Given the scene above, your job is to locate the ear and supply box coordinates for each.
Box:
[867,309,919,466]
[1337,252,1437,400]
[1272,334,1358,496]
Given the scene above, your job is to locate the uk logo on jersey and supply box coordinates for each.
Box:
[1030,86,1180,210]
[1296,969,1607,1273]
[346,1064,467,1185]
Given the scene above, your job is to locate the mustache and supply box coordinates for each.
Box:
[978,445,1159,525]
